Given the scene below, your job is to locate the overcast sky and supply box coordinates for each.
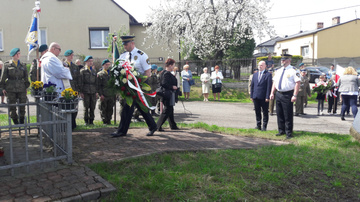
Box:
[115,0,360,44]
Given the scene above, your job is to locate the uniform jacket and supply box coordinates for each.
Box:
[97,69,113,97]
[250,70,272,100]
[29,59,40,82]
[298,75,311,97]
[64,61,81,92]
[0,60,30,93]
[119,47,151,75]
[79,66,97,94]
[147,73,159,92]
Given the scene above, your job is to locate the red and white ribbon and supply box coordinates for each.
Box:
[122,62,156,110]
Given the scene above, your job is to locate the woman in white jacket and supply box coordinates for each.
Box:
[210,65,224,101]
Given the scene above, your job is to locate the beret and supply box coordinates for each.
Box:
[299,63,305,67]
[84,55,93,62]
[64,50,74,56]
[39,44,48,53]
[10,48,20,57]
[151,64,158,70]
[157,66,163,72]
[102,59,111,66]
[120,36,135,45]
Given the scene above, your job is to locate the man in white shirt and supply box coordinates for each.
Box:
[270,54,300,139]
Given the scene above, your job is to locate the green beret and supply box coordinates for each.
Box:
[102,59,110,66]
[120,36,135,45]
[151,64,158,70]
[84,55,93,62]
[157,66,163,72]
[299,63,304,67]
[39,44,48,53]
[10,48,20,57]
[64,50,74,56]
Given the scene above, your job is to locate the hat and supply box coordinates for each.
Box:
[102,59,110,66]
[9,48,20,57]
[39,44,48,53]
[84,55,93,62]
[157,66,163,72]
[299,63,305,67]
[281,54,292,60]
[64,49,73,56]
[300,69,307,72]
[151,64,158,70]
[120,36,135,45]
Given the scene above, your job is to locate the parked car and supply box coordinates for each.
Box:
[316,66,331,78]
[356,67,360,75]
[304,67,323,83]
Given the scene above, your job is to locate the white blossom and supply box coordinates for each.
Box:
[122,78,127,84]
[128,75,133,80]
[133,71,138,76]
[114,70,119,76]
[115,79,120,86]
[144,0,274,59]
[120,69,126,75]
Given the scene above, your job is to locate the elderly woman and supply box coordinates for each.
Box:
[200,67,211,101]
[210,65,224,101]
[337,66,360,121]
[181,64,193,100]
[172,66,181,88]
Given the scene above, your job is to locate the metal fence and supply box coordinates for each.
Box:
[0,98,73,176]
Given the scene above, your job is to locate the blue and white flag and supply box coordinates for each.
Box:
[25,1,41,60]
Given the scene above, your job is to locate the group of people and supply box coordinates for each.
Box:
[250,54,359,139]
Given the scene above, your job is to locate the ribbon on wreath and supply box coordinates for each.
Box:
[122,61,156,110]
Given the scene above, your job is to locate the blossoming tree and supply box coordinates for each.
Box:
[144,0,274,60]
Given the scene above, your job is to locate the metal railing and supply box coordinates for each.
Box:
[0,97,74,176]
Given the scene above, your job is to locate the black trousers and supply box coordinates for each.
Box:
[117,102,157,134]
[253,98,269,128]
[156,104,177,129]
[275,91,294,136]
[328,93,339,113]
[71,111,77,129]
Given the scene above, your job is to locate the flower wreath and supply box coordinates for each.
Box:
[109,59,156,112]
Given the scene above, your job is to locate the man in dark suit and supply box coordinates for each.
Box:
[250,61,273,131]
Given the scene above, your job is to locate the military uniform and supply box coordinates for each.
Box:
[29,59,40,82]
[64,59,81,129]
[295,73,310,115]
[147,71,159,115]
[0,60,30,124]
[79,65,97,124]
[97,69,115,124]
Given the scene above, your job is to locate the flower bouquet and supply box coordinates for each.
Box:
[312,80,333,94]
[43,82,58,102]
[30,81,43,96]
[58,87,79,110]
[109,59,155,113]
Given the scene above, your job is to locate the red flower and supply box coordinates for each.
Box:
[121,86,126,91]
[132,95,137,99]
[126,92,131,96]
[138,78,142,83]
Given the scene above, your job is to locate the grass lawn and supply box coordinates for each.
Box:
[86,121,360,201]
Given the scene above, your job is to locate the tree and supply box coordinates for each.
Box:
[144,0,274,60]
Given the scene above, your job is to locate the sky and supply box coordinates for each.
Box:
[115,0,360,44]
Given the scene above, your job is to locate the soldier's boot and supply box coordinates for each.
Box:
[19,118,25,124]
[84,118,89,125]
[89,119,94,125]
[12,119,19,125]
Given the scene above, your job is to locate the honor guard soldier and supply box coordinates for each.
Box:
[295,68,311,116]
[29,44,48,82]
[0,48,30,124]
[97,59,115,125]
[111,35,157,137]
[79,56,98,125]
[64,49,81,129]
[270,54,300,139]
[148,64,159,116]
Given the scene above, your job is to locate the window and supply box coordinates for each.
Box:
[282,49,288,55]
[39,28,47,45]
[0,30,3,51]
[301,46,309,57]
[89,28,109,49]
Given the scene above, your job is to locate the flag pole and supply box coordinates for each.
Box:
[36,1,41,81]
[112,33,117,125]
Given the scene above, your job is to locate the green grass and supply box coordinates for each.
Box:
[87,122,360,201]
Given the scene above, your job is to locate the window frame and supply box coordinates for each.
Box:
[89,27,109,49]
[39,28,47,46]
[301,46,309,57]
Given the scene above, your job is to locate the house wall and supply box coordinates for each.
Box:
[317,19,360,58]
[274,35,315,58]
[130,25,180,63]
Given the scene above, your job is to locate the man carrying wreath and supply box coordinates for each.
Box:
[111,36,157,137]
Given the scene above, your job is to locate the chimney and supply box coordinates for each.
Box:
[317,22,324,29]
[332,16,340,25]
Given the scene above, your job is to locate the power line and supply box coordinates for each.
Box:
[268,5,360,20]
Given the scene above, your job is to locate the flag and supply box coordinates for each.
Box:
[335,65,344,83]
[112,36,120,63]
[25,1,41,60]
